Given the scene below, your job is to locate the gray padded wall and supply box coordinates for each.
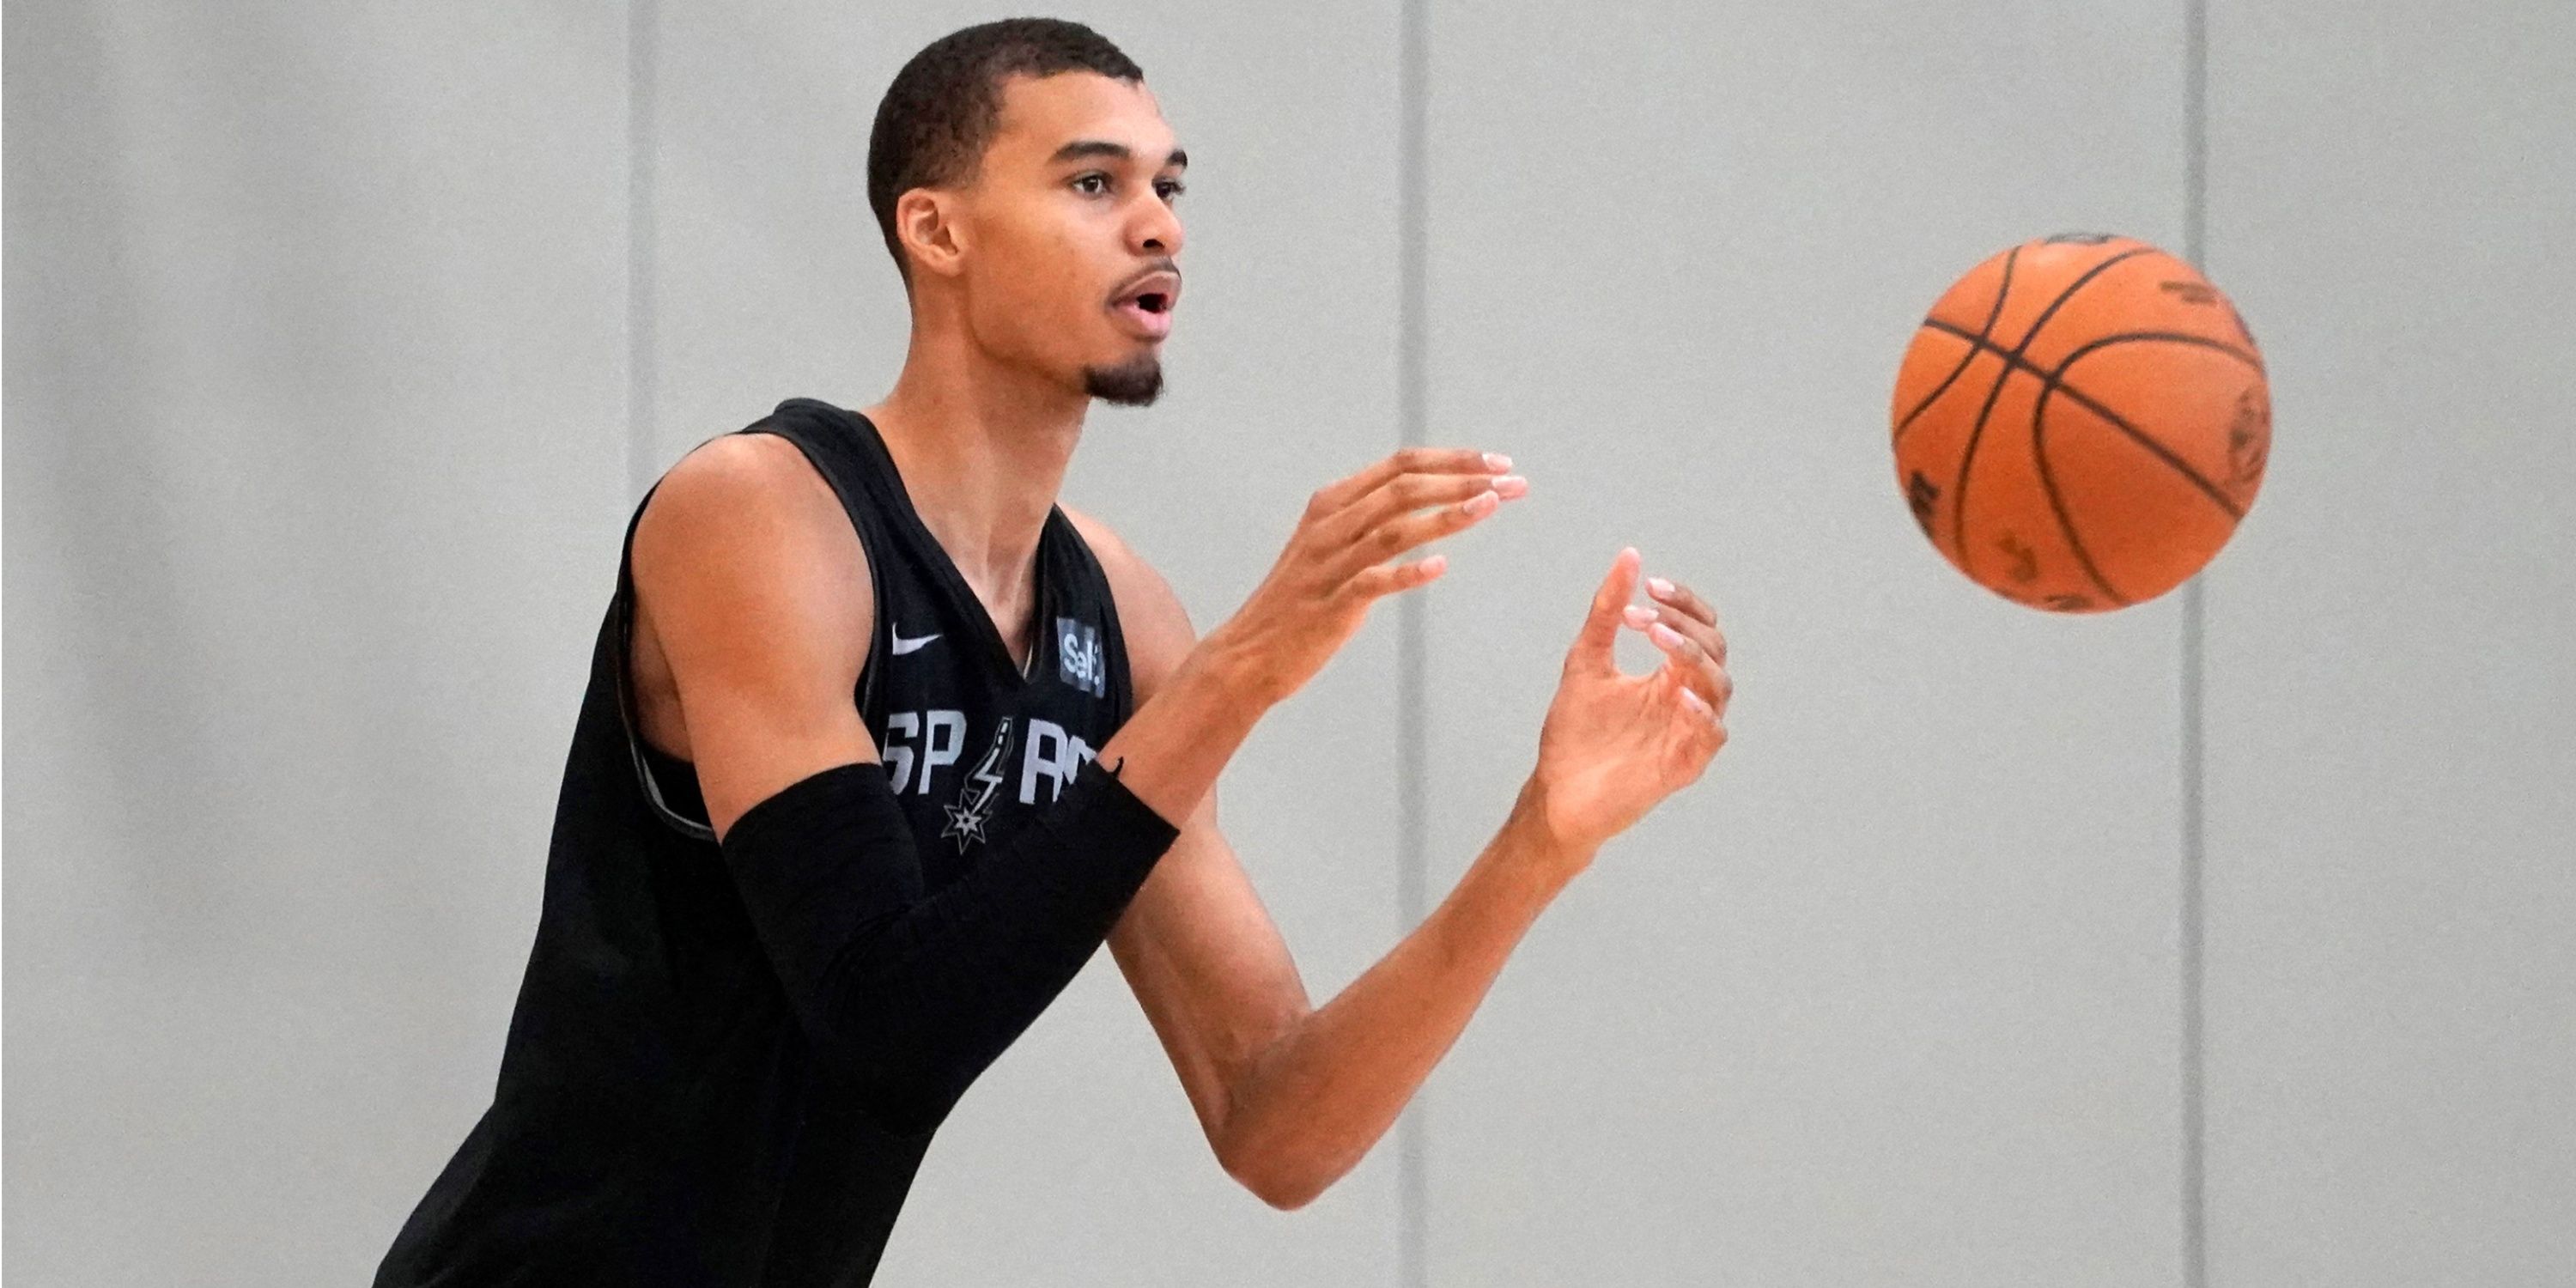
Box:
[3,3,631,1284]
[9,2,2574,1285]
[1416,4,2192,1284]
[2202,3,2576,1284]
[642,4,1406,1284]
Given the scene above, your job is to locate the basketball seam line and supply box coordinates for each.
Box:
[2027,337,2239,606]
[2031,376,2129,606]
[1894,246,2020,446]
[1947,246,2160,581]
[1924,318,2252,523]
[2028,329,2262,607]
[2053,328,2265,378]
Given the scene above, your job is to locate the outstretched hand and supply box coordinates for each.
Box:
[1518,548,1730,860]
[1202,447,1526,708]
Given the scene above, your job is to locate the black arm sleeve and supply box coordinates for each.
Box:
[716,755,1180,1135]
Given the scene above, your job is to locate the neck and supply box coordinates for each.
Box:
[861,313,1087,624]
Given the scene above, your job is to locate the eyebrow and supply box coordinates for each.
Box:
[1048,139,1188,170]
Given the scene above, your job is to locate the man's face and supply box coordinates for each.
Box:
[949,72,1186,406]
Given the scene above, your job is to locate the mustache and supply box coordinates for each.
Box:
[1110,258,1182,296]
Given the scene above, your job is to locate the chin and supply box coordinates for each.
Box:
[1082,352,1164,407]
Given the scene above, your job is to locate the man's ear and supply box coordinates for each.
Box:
[895,189,967,282]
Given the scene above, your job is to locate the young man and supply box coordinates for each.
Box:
[376,18,1729,1287]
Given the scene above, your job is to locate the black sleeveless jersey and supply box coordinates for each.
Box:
[374,397,1137,1287]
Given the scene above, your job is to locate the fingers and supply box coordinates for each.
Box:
[1326,468,1526,551]
[1569,547,1643,671]
[1628,608,1732,710]
[1343,553,1448,601]
[1678,685,1728,772]
[1644,576,1718,632]
[1329,478,1522,580]
[1628,659,1725,798]
[1273,449,1523,617]
[1642,578,1726,667]
[1666,665,1728,759]
[1308,447,1509,519]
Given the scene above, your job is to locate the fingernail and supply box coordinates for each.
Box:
[1484,453,1513,472]
[1623,604,1656,629]
[1649,623,1684,648]
[1419,553,1448,575]
[1463,489,1499,517]
[1492,474,1528,498]
[1680,687,1711,714]
[1648,576,1674,598]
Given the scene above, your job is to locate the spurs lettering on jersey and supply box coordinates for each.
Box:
[1018,718,1095,805]
[881,706,1092,814]
[878,709,966,796]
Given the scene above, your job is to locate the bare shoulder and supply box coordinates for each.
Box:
[635,433,869,618]
[1060,503,1195,696]
[639,433,848,557]
[632,431,879,834]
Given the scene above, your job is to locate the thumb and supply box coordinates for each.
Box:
[1569,546,1642,671]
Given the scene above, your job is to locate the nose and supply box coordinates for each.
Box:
[1131,191,1184,259]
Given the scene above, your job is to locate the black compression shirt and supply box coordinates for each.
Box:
[374,398,1138,1286]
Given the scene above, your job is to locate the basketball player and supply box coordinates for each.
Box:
[375,18,1729,1286]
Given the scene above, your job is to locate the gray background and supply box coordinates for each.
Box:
[5,2,2568,1285]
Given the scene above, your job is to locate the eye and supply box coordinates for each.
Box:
[1072,173,1110,196]
[1156,179,1186,202]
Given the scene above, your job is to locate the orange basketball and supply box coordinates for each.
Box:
[1890,233,2270,612]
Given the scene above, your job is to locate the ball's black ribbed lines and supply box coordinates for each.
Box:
[1921,316,2251,522]
[2051,329,2265,378]
[2032,388,2131,607]
[2032,329,2263,606]
[1947,246,2157,577]
[1948,342,2032,569]
[1894,247,2020,446]
[2036,349,2245,519]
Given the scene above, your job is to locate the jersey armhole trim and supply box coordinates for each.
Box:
[613,484,721,843]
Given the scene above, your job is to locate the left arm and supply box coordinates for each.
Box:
[1123,778,1587,1212]
[1066,510,1731,1206]
[1078,509,1577,1212]
[1071,513,1729,1211]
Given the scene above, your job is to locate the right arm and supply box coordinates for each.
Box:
[1095,445,1520,821]
[631,436,1513,1130]
[638,434,1169,1132]
[631,434,879,837]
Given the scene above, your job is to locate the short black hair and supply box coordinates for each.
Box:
[866,18,1145,285]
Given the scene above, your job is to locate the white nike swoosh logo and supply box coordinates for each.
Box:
[890,627,940,655]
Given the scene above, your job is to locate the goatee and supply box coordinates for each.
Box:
[1083,354,1163,407]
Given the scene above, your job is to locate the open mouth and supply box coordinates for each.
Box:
[1110,290,1176,339]
[1109,270,1181,339]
